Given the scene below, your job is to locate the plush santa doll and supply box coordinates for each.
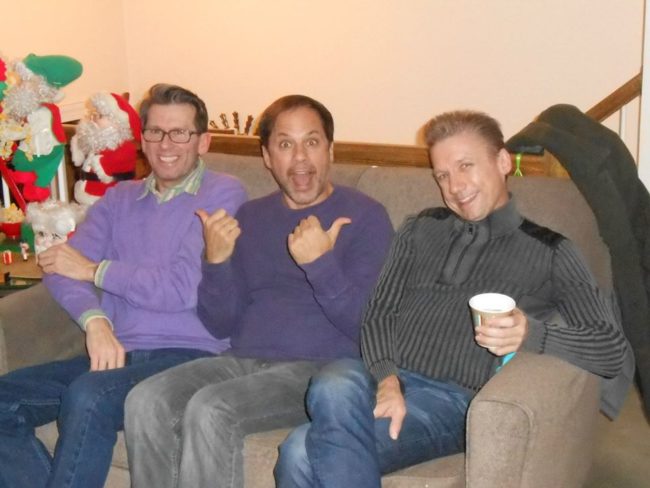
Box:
[70,92,141,205]
[0,53,83,204]
[25,200,86,254]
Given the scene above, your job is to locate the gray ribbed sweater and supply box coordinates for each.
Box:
[361,199,627,391]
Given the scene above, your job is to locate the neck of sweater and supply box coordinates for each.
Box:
[441,197,522,284]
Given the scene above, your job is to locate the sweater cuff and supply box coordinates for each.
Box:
[522,316,547,353]
[300,251,344,296]
[366,359,400,383]
[94,260,111,288]
[201,259,234,282]
[78,309,114,331]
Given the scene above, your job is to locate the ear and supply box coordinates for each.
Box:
[329,142,334,162]
[261,145,272,170]
[496,148,512,176]
[197,132,212,155]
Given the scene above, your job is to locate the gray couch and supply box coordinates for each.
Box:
[0,152,633,487]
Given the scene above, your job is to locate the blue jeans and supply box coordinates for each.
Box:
[0,348,212,488]
[275,359,473,488]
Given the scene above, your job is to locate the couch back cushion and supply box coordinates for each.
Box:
[203,153,370,199]
[203,154,612,290]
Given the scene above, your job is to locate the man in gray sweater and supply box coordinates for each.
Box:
[274,110,628,488]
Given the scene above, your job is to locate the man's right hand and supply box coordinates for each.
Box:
[85,318,125,371]
[196,209,241,264]
[373,374,407,440]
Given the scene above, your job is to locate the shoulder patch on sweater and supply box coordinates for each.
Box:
[418,207,451,220]
[520,219,565,247]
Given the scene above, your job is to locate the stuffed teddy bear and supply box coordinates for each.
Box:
[25,200,86,254]
[70,92,141,205]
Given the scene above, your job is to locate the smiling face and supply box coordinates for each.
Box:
[141,103,211,192]
[430,130,511,222]
[262,106,334,209]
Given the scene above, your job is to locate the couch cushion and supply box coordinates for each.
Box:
[355,165,442,229]
[243,428,465,488]
[36,421,130,471]
[203,154,371,201]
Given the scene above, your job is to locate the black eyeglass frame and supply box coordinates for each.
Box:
[142,128,202,144]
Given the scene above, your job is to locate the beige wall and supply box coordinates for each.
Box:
[0,0,129,120]
[2,0,643,145]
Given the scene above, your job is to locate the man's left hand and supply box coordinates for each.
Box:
[475,308,528,356]
[37,243,98,282]
[288,215,351,265]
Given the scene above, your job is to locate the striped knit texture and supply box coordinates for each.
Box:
[362,200,627,391]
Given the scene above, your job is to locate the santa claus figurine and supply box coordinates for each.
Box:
[25,200,86,254]
[70,92,141,205]
[2,53,83,203]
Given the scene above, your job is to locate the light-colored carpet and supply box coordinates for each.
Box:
[585,387,650,488]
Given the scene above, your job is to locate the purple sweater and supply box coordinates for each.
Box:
[197,185,394,360]
[44,170,247,353]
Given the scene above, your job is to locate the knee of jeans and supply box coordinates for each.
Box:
[125,378,173,430]
[184,389,233,434]
[275,424,311,483]
[307,359,374,413]
[61,374,108,415]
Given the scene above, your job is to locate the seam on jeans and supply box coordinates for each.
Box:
[57,375,143,487]
[13,399,60,409]
[226,406,306,487]
[219,360,317,487]
[30,434,54,474]
[169,412,184,485]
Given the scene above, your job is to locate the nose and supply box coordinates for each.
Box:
[293,143,307,162]
[448,172,466,195]
[159,132,174,149]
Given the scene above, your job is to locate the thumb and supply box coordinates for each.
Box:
[195,209,209,225]
[326,217,352,244]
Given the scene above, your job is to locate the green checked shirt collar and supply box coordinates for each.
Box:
[138,158,206,203]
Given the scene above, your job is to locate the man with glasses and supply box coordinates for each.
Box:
[125,94,394,488]
[0,84,246,488]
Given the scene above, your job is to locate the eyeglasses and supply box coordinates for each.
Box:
[142,128,201,144]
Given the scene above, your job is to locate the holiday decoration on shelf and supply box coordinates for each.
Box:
[25,200,86,254]
[70,92,141,205]
[209,111,255,135]
[0,53,83,208]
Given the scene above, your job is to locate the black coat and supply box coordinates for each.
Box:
[507,104,649,419]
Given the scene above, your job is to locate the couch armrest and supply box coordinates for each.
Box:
[0,283,85,375]
[466,351,599,488]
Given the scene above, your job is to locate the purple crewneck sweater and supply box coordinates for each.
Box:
[44,169,247,353]
[197,185,394,360]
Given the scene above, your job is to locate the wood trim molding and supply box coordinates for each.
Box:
[63,124,567,177]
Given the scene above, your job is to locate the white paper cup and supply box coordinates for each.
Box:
[469,293,516,328]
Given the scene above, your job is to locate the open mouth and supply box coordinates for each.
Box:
[289,168,315,189]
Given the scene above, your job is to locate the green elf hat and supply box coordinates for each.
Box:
[23,53,83,88]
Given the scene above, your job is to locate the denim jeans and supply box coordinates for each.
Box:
[125,355,321,488]
[275,359,473,488]
[0,348,212,488]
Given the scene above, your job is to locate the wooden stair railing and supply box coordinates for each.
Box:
[509,72,643,178]
[587,73,642,122]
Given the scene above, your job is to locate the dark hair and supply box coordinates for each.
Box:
[257,95,334,148]
[139,83,209,133]
[424,110,505,154]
